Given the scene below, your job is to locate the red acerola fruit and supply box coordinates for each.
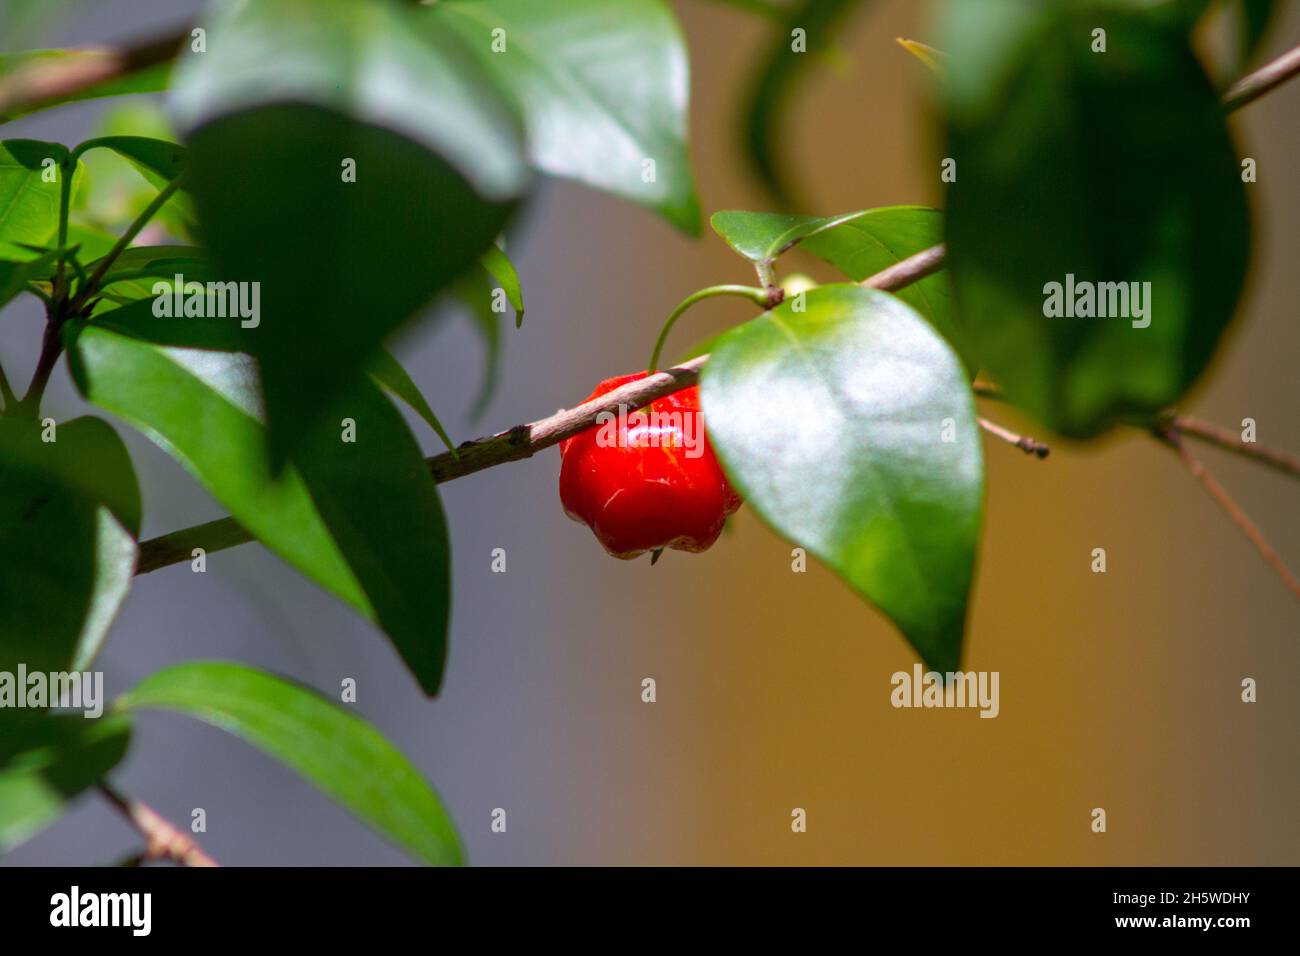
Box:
[559,372,742,559]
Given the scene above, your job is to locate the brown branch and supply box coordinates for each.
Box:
[0,29,187,118]
[1222,40,1300,113]
[135,245,950,575]
[1155,427,1300,601]
[977,416,1049,458]
[98,783,219,867]
[1167,414,1300,483]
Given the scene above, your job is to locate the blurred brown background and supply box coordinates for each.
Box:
[3,0,1296,865]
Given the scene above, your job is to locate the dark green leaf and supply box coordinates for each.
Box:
[168,0,527,465]
[1234,0,1280,69]
[0,416,140,677]
[437,0,700,233]
[0,715,132,854]
[66,320,453,693]
[701,284,983,671]
[118,662,463,866]
[941,0,1249,437]
[740,0,870,206]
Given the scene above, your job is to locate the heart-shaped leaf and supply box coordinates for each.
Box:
[701,284,983,671]
[118,662,463,866]
[941,0,1249,437]
[437,0,700,233]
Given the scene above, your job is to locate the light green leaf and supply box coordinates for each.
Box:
[0,715,133,854]
[0,140,77,258]
[701,284,983,671]
[168,0,527,465]
[479,243,524,327]
[66,319,453,693]
[437,0,700,233]
[367,349,457,455]
[941,0,1249,437]
[118,662,463,866]
[0,416,140,678]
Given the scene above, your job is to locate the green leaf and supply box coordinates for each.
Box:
[117,662,463,866]
[0,50,170,122]
[1233,0,1280,69]
[168,0,527,465]
[739,0,870,206]
[0,715,132,854]
[479,243,525,327]
[0,416,140,677]
[73,136,186,185]
[941,0,1249,437]
[0,248,56,311]
[66,320,453,694]
[367,349,457,455]
[700,284,983,671]
[709,206,969,370]
[437,0,700,233]
[0,140,76,258]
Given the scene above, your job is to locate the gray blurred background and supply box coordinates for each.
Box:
[3,0,1298,866]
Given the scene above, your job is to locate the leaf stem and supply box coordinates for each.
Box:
[646,284,773,373]
[68,174,186,313]
[1166,414,1300,483]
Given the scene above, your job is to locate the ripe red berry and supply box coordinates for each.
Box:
[559,372,742,559]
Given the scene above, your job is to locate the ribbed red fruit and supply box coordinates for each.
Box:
[559,372,742,559]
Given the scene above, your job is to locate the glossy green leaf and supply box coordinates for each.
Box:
[0,416,140,677]
[739,0,870,206]
[701,284,983,671]
[367,349,457,455]
[118,662,463,866]
[479,243,525,327]
[437,0,700,233]
[941,0,1249,437]
[168,0,526,464]
[0,49,170,122]
[0,140,75,258]
[66,319,453,693]
[0,715,133,854]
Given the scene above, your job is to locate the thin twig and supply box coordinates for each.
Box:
[1222,40,1300,113]
[1168,414,1300,483]
[1156,427,1300,600]
[978,416,1049,458]
[97,783,219,867]
[134,245,950,574]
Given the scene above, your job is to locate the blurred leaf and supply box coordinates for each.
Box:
[367,349,458,455]
[168,0,526,466]
[64,223,117,263]
[1233,0,1280,69]
[740,0,871,207]
[66,320,453,693]
[0,49,170,122]
[701,284,982,671]
[479,243,524,327]
[437,0,700,233]
[0,715,132,854]
[118,662,464,866]
[0,416,139,678]
[0,248,56,311]
[941,0,1249,437]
